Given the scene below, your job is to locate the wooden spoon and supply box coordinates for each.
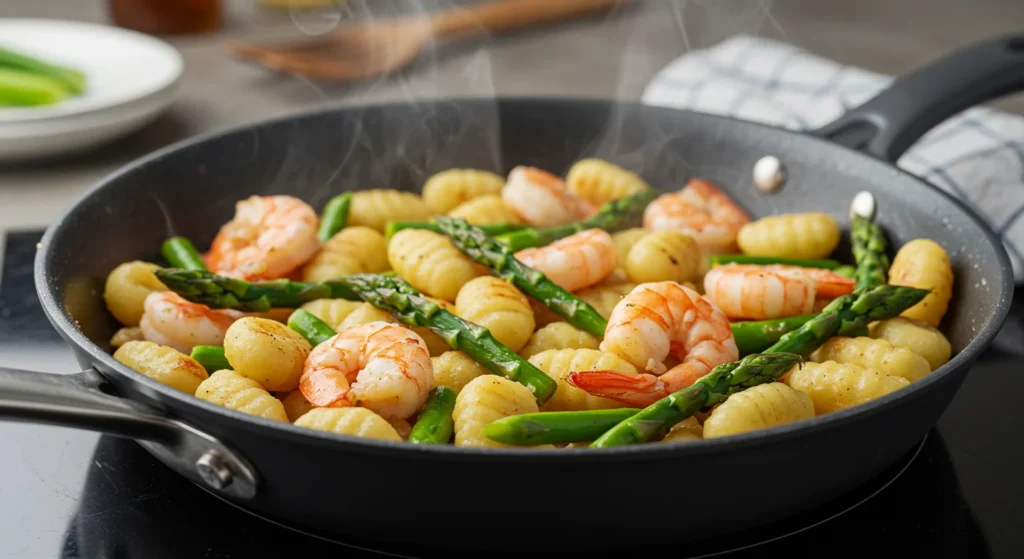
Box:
[225,0,635,82]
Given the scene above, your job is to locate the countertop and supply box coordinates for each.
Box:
[2,0,1024,233]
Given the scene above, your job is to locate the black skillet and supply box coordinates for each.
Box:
[1,33,1021,553]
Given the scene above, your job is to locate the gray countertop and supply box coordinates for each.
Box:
[3,0,1024,232]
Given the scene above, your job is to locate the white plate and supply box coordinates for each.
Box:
[0,18,183,162]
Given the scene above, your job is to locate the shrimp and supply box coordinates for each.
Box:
[139,291,244,354]
[514,229,617,292]
[299,321,433,420]
[501,165,594,227]
[567,282,738,407]
[703,263,855,320]
[206,195,320,281]
[643,179,751,254]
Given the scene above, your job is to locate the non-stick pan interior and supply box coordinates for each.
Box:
[39,98,1011,371]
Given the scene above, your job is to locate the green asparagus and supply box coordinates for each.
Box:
[286,309,336,347]
[384,220,527,239]
[317,192,352,243]
[435,216,608,338]
[0,46,86,94]
[160,237,208,271]
[0,68,67,106]
[339,274,558,404]
[708,254,841,269]
[190,345,231,374]
[851,215,891,290]
[153,268,360,312]
[591,353,805,447]
[493,190,657,252]
[834,265,856,279]
[408,386,457,444]
[732,314,817,356]
[483,408,640,445]
[764,284,928,357]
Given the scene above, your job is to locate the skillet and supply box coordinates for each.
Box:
[1,33,1021,553]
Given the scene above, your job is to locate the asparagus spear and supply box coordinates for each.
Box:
[340,274,558,404]
[408,386,457,444]
[286,309,336,346]
[0,68,67,106]
[851,215,891,290]
[732,314,816,356]
[317,192,352,243]
[153,268,360,312]
[161,237,208,271]
[384,220,527,239]
[483,408,639,446]
[493,190,657,252]
[834,265,856,279]
[435,216,608,338]
[764,284,928,357]
[708,254,841,269]
[190,345,231,374]
[0,46,86,94]
[591,353,805,447]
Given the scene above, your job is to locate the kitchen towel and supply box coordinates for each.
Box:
[642,34,1024,282]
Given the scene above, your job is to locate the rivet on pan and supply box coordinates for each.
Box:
[850,190,877,220]
[196,451,234,491]
[753,156,785,192]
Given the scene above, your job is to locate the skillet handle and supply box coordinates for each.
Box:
[811,33,1024,163]
[0,366,258,500]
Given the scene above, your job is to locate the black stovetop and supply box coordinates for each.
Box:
[1,229,1022,558]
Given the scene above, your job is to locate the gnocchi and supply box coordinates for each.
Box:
[421,168,505,214]
[387,228,486,301]
[625,230,701,284]
[784,361,909,414]
[301,225,389,282]
[519,322,599,359]
[113,340,208,394]
[103,261,167,326]
[527,348,637,412]
[348,189,431,232]
[453,375,541,448]
[195,369,289,422]
[702,383,814,438]
[447,195,521,225]
[660,417,703,443]
[888,238,954,327]
[293,407,402,441]
[431,351,491,394]
[565,158,650,207]
[223,316,312,392]
[811,336,932,382]
[737,212,841,260]
[869,317,952,371]
[455,276,535,352]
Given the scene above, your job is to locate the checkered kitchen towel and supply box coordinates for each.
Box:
[642,34,1024,282]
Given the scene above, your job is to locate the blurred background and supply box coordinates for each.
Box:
[3,0,1024,233]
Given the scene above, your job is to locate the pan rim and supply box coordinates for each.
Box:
[34,95,1014,461]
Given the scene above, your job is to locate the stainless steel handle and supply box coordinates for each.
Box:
[0,367,258,500]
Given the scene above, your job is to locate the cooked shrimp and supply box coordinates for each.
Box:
[703,264,855,320]
[501,165,593,227]
[567,282,738,407]
[299,321,433,420]
[514,229,617,292]
[207,195,320,281]
[138,291,244,354]
[643,179,751,254]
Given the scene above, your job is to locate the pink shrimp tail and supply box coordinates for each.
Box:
[299,368,354,408]
[566,370,666,408]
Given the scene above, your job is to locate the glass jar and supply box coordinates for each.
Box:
[108,0,222,35]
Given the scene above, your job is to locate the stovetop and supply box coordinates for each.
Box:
[1,228,1022,558]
